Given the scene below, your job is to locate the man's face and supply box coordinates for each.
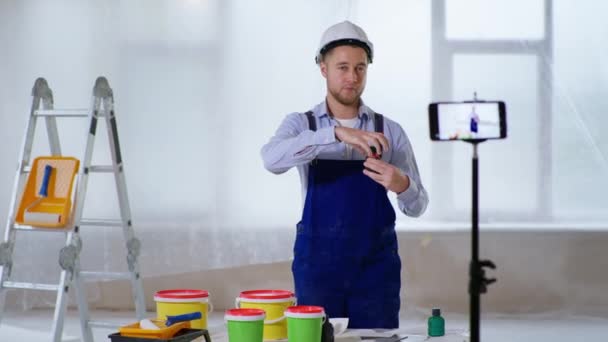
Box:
[320,45,368,107]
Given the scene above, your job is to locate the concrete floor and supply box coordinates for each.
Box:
[1,308,607,341]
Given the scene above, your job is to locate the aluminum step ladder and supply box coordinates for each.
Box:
[0,77,146,341]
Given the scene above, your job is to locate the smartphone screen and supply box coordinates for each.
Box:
[429,101,506,141]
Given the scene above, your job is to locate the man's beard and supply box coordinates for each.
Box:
[329,87,362,106]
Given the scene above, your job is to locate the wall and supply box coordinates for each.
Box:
[6,229,607,317]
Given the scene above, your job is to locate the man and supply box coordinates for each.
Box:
[469,105,480,137]
[261,21,428,329]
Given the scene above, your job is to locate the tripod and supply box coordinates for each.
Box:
[465,139,497,342]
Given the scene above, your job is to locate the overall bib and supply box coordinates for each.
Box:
[292,112,401,329]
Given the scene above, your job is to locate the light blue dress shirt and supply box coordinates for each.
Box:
[261,100,428,217]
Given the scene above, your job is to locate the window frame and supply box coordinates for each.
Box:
[430,0,553,222]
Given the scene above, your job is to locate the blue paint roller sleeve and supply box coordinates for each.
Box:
[39,164,53,197]
[165,312,202,326]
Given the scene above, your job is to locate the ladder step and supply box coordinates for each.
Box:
[23,165,116,174]
[15,220,125,230]
[87,320,121,329]
[80,219,123,227]
[13,223,70,232]
[2,281,60,291]
[34,109,89,117]
[80,271,132,281]
[89,165,115,173]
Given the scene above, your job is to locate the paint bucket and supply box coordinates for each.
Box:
[235,290,295,340]
[285,306,326,342]
[154,289,212,329]
[225,308,266,342]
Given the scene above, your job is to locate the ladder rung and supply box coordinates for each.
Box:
[80,271,132,281]
[80,219,123,227]
[2,281,60,291]
[89,165,115,173]
[87,320,121,329]
[13,223,70,232]
[34,109,89,117]
[23,165,116,174]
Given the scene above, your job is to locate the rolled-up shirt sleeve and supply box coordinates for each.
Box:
[390,124,429,217]
[261,112,337,174]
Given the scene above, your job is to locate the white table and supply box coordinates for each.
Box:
[208,330,469,342]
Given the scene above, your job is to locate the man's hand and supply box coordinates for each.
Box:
[363,158,410,194]
[335,126,389,158]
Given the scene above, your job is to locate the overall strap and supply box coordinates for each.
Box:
[306,110,383,133]
[304,111,316,131]
[374,113,384,134]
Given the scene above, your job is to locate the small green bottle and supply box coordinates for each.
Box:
[428,308,445,337]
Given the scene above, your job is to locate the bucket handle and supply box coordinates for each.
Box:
[234,296,297,325]
[207,301,214,313]
[264,315,286,325]
[235,297,298,308]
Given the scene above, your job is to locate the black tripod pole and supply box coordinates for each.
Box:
[470,143,481,342]
[468,141,496,342]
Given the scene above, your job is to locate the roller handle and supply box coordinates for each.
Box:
[39,165,53,197]
[165,312,202,326]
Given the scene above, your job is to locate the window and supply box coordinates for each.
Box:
[432,0,553,222]
[432,0,608,224]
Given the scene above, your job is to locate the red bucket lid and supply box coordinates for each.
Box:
[226,308,265,316]
[285,306,324,314]
[154,289,209,300]
[285,305,325,319]
[238,289,294,300]
[225,308,266,321]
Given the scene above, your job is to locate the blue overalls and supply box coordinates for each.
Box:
[292,111,401,329]
[470,116,479,133]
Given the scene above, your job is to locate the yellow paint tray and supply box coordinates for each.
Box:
[118,320,190,339]
[15,156,79,228]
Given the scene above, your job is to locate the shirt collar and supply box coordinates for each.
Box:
[316,99,371,120]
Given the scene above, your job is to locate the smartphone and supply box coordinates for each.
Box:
[428,101,507,141]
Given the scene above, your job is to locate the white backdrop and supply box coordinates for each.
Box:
[0,0,607,308]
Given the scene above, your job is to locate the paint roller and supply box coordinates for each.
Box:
[139,312,202,330]
[23,164,62,224]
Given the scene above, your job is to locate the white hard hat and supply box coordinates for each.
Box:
[315,20,374,64]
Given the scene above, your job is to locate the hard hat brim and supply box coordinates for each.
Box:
[316,38,373,64]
